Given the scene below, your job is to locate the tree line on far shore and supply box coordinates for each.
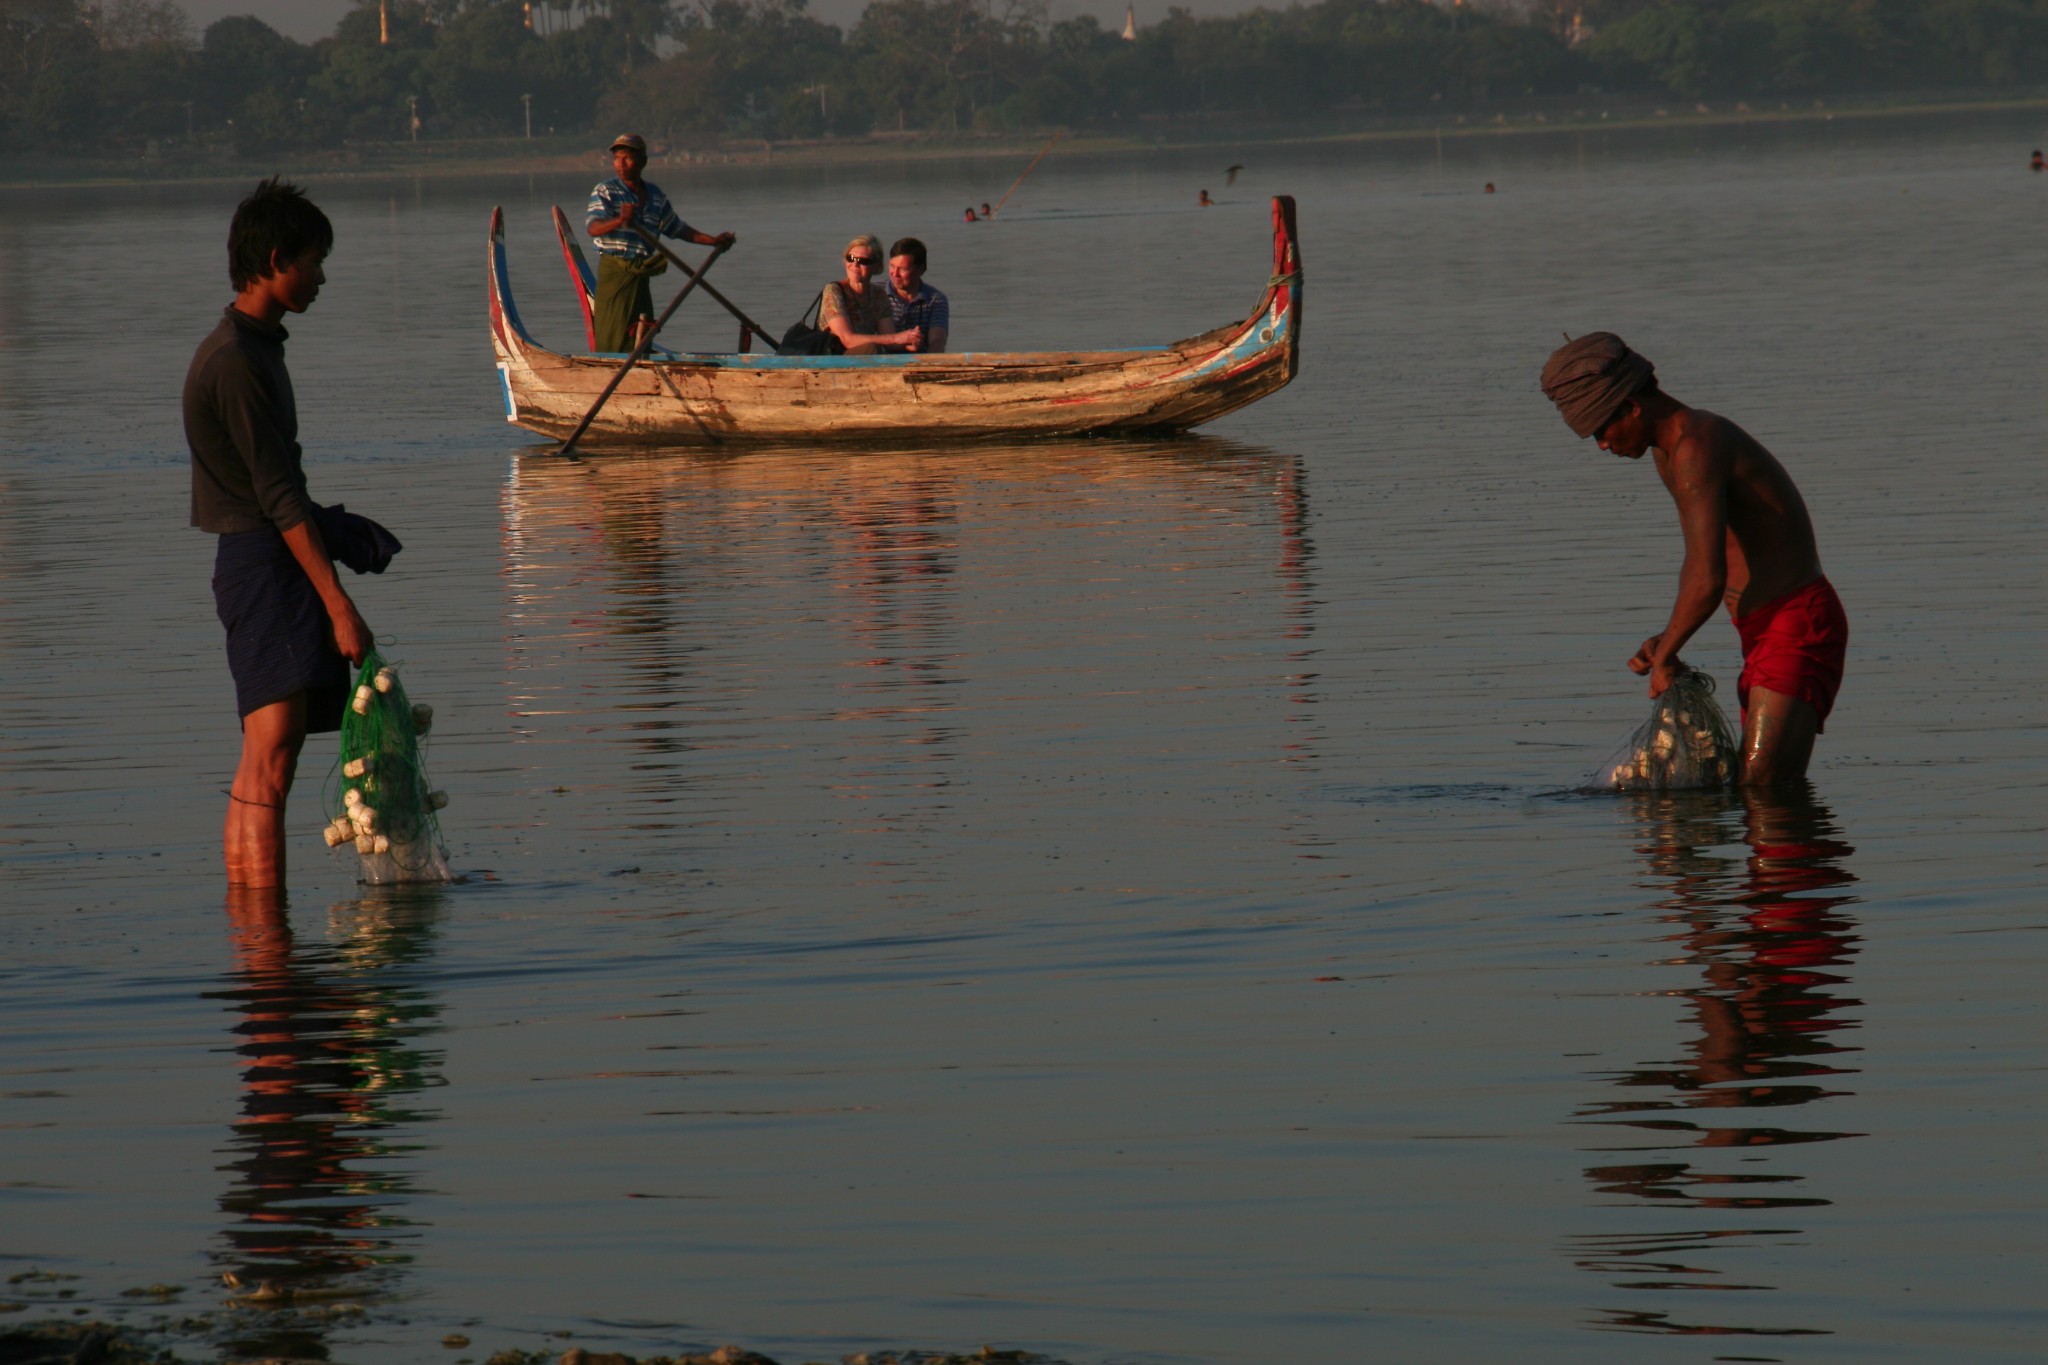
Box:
[4,0,2046,157]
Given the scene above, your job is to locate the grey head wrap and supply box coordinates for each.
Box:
[1540,332,1656,437]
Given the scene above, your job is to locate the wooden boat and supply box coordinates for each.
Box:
[488,196,1302,446]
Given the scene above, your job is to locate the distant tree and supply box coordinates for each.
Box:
[90,0,190,49]
[308,0,436,141]
[1450,15,1580,104]
[1,1,100,141]
[1917,0,2048,86]
[847,0,1042,132]
[15,0,2048,159]
[1727,0,1909,94]
[600,0,845,139]
[426,0,537,133]
[1584,1,1724,96]
[90,0,195,143]
[196,15,316,152]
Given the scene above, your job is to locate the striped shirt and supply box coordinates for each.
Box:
[585,177,695,259]
[888,281,949,337]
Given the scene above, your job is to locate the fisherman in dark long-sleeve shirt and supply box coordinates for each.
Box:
[185,178,373,889]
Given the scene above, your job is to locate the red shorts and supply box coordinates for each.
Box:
[1735,576,1849,733]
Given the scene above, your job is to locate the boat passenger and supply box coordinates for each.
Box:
[1541,332,1849,785]
[820,234,922,354]
[885,237,949,354]
[585,133,734,353]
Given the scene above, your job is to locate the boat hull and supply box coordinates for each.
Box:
[489,198,1301,447]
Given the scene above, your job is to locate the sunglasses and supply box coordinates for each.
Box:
[845,254,879,267]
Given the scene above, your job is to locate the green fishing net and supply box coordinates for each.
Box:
[321,650,453,883]
[1592,667,1741,791]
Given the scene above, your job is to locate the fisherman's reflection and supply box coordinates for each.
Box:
[1569,784,1860,1338]
[211,889,447,1360]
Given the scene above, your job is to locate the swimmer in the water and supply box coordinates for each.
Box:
[1198,189,1213,206]
[2033,149,2044,172]
[964,206,978,222]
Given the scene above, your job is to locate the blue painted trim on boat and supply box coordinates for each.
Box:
[574,346,1172,367]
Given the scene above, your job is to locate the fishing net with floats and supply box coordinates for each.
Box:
[320,650,453,883]
[1591,667,1741,791]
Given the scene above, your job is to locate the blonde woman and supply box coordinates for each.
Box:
[820,234,923,354]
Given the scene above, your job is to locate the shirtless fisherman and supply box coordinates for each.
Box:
[1541,333,1848,784]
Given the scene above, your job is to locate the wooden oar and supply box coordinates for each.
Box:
[991,128,1064,217]
[555,240,728,456]
[631,226,782,352]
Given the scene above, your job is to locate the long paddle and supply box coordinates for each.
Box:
[991,128,1063,218]
[555,240,728,456]
[631,225,782,352]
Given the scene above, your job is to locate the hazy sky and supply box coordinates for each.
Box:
[183,0,1246,44]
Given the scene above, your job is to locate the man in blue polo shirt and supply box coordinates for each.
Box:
[885,237,949,353]
[586,133,734,353]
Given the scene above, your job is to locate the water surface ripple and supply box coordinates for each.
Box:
[2,116,2044,1364]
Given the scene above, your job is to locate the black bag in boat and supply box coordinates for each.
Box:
[777,291,843,356]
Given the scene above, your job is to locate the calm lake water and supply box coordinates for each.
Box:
[3,113,2045,1364]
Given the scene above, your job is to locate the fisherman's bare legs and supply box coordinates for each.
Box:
[225,693,307,887]
[1741,686,1818,786]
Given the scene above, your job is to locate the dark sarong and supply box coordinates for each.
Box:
[214,528,348,729]
[211,506,399,730]
[593,253,666,353]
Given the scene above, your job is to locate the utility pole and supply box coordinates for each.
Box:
[522,93,533,138]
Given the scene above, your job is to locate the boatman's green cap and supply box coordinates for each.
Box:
[609,133,646,154]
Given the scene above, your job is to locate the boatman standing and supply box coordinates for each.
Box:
[1540,333,1849,785]
[586,133,735,353]
[186,179,380,887]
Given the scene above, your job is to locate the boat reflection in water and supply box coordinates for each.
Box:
[1567,784,1861,1339]
[210,888,449,1361]
[497,438,1322,853]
